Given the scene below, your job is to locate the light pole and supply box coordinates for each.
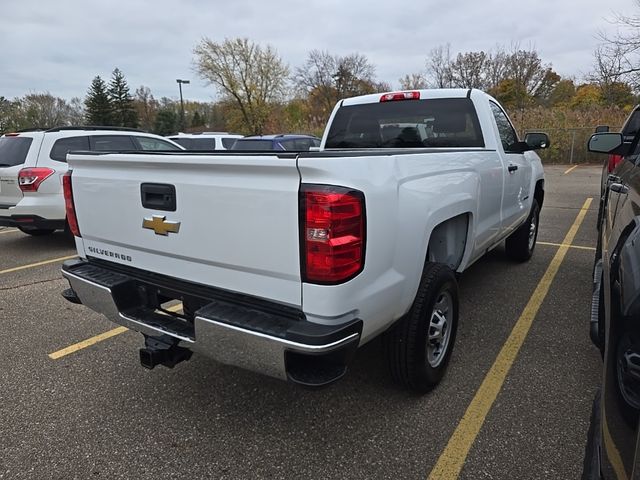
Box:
[176,79,190,131]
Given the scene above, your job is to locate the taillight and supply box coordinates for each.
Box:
[62,171,81,237]
[608,154,623,173]
[301,185,365,284]
[380,91,420,102]
[18,167,54,192]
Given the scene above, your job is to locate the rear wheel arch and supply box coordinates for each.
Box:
[426,213,471,271]
[534,179,544,209]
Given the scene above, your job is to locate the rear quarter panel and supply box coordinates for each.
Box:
[298,149,502,343]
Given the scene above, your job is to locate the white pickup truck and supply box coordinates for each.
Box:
[61,89,547,392]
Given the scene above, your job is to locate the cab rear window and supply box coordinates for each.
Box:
[0,136,34,167]
[325,98,484,149]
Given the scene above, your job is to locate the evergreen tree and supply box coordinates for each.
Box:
[85,76,112,125]
[191,111,204,128]
[108,68,138,128]
[154,108,178,136]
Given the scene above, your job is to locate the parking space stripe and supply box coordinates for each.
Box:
[48,303,183,360]
[427,197,593,480]
[0,228,19,235]
[0,255,77,275]
[537,241,596,251]
[48,326,129,359]
[603,409,629,480]
[563,165,579,175]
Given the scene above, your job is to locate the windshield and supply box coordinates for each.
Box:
[325,98,484,149]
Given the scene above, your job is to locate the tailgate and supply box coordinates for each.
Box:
[68,152,302,307]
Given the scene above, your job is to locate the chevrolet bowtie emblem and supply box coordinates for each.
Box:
[142,215,181,236]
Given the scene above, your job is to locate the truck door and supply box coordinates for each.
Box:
[488,102,533,237]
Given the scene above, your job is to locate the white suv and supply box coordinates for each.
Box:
[0,127,184,236]
[166,132,243,150]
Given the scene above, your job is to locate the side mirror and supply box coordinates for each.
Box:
[524,132,550,150]
[588,133,624,154]
[595,125,610,133]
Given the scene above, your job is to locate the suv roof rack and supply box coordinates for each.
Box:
[9,128,47,133]
[45,126,145,133]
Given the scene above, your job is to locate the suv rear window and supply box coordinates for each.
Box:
[325,98,484,149]
[231,140,275,150]
[50,136,90,162]
[0,137,33,167]
[221,138,238,149]
[134,136,182,151]
[89,135,136,151]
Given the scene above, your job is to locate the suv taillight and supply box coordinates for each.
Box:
[18,167,54,192]
[301,185,365,284]
[62,170,80,237]
[608,154,623,173]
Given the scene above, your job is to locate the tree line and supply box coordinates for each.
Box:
[2,12,640,164]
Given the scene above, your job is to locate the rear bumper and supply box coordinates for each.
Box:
[61,259,362,386]
[0,214,65,230]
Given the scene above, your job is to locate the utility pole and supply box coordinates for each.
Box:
[176,79,190,131]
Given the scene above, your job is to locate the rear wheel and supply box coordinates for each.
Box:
[505,199,540,262]
[17,227,55,236]
[384,262,459,393]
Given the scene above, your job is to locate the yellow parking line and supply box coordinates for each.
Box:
[427,198,593,480]
[603,407,629,480]
[48,326,129,359]
[0,228,19,235]
[537,241,596,251]
[0,255,77,275]
[563,165,579,175]
[48,303,183,360]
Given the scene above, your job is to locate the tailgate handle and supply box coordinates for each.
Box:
[141,183,176,212]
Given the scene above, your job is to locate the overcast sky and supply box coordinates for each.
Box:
[0,0,636,103]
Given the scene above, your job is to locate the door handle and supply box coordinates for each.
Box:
[508,165,518,173]
[610,183,629,194]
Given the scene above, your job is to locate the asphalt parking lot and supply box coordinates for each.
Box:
[0,164,602,480]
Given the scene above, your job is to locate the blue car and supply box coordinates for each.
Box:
[230,134,320,151]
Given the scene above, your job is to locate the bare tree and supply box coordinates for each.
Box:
[193,37,289,134]
[450,51,490,89]
[294,50,378,118]
[426,44,454,88]
[595,2,640,85]
[399,73,429,90]
[134,86,159,132]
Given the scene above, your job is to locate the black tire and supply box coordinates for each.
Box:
[505,199,540,262]
[17,227,55,236]
[384,262,459,393]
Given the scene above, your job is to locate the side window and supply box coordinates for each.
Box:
[221,138,238,149]
[50,136,90,162]
[489,102,519,153]
[89,135,136,151]
[188,138,216,150]
[134,136,182,151]
[170,138,191,149]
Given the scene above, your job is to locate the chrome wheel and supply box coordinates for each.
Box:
[427,290,453,368]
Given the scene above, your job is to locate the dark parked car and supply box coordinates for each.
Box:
[230,134,320,151]
[583,131,640,479]
[596,105,640,227]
